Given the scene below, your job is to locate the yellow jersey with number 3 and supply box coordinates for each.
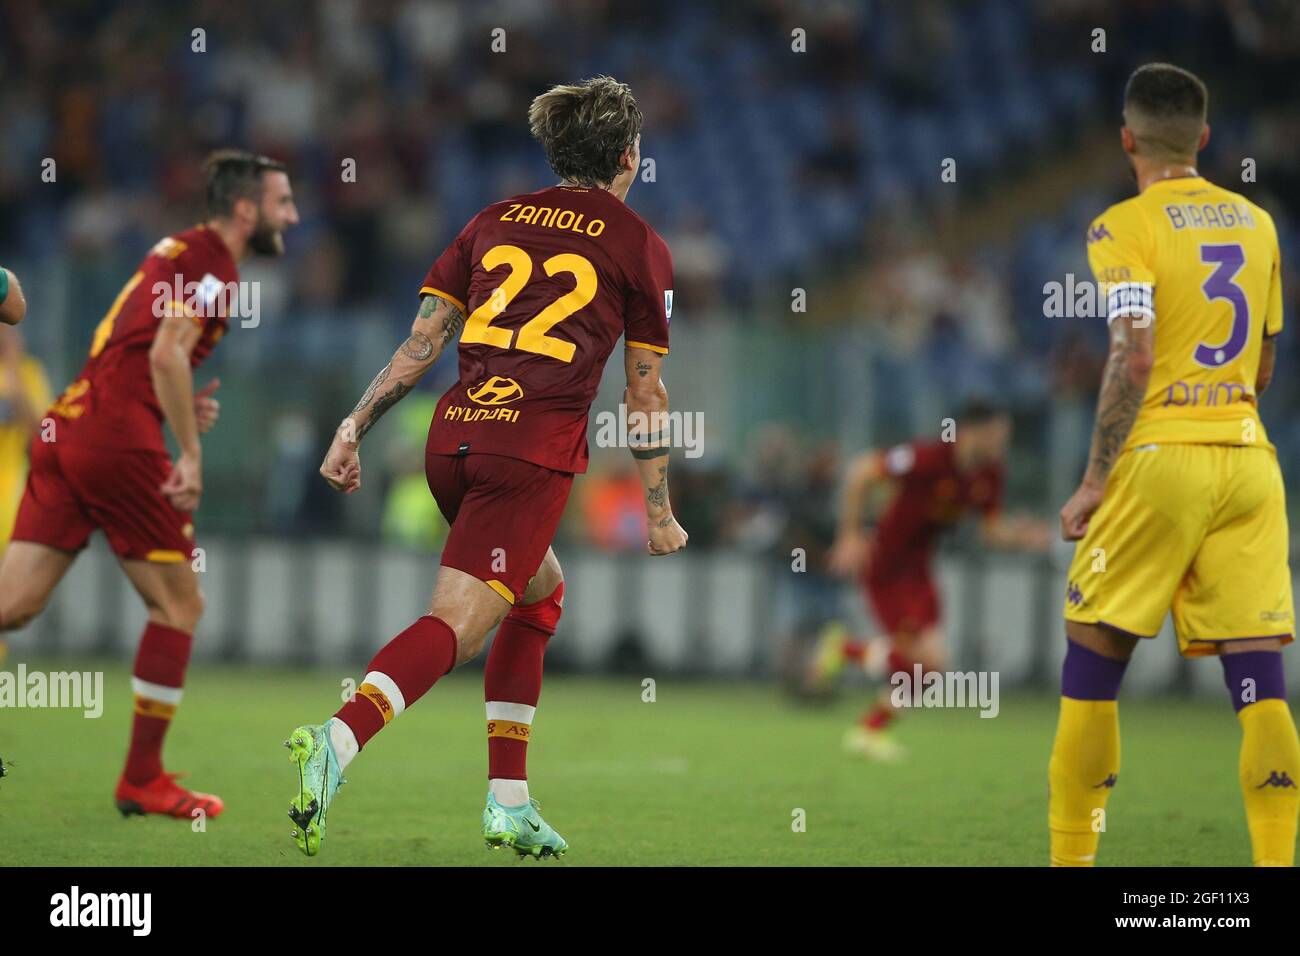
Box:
[1085,175,1283,450]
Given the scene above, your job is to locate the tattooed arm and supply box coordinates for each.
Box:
[320,294,465,493]
[1059,313,1154,540]
[624,346,688,556]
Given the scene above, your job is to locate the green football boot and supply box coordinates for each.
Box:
[284,720,346,857]
[482,793,569,859]
[806,620,851,691]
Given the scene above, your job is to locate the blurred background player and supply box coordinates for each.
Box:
[815,399,1050,760]
[0,325,51,667]
[286,76,687,860]
[0,150,298,819]
[0,267,26,325]
[1051,63,1300,867]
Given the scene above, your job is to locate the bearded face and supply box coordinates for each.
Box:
[248,212,285,256]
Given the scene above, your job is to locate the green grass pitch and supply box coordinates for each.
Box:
[0,660,1261,866]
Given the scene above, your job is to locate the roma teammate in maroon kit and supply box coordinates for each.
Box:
[816,401,1049,760]
[0,151,299,817]
[285,76,687,859]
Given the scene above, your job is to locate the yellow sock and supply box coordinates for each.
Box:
[1048,697,1120,866]
[1238,698,1300,867]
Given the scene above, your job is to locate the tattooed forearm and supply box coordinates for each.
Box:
[439,305,465,347]
[357,382,410,440]
[635,361,652,378]
[352,364,391,415]
[1086,333,1150,483]
[646,465,668,512]
[400,331,434,362]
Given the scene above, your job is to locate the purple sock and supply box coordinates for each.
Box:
[1061,638,1128,700]
[1221,651,1286,713]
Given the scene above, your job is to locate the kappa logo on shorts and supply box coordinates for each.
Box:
[1256,770,1297,790]
[466,376,524,406]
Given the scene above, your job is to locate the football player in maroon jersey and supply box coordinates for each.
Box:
[0,150,299,818]
[284,76,688,859]
[814,400,1050,760]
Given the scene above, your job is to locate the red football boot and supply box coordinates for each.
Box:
[114,772,224,819]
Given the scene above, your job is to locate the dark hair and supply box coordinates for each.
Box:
[528,76,643,187]
[960,397,1009,425]
[1123,63,1208,160]
[203,149,287,217]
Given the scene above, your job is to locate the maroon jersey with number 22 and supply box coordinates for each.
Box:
[420,183,673,474]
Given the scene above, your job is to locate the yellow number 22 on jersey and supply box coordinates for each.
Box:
[460,244,597,363]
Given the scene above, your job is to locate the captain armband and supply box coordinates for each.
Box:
[1104,281,1154,324]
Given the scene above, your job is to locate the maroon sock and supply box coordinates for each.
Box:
[124,622,193,786]
[861,650,920,732]
[485,583,563,781]
[864,705,895,730]
[334,615,458,750]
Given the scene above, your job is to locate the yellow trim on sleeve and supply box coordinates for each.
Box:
[625,340,669,355]
[485,579,516,604]
[420,286,468,314]
[160,300,205,327]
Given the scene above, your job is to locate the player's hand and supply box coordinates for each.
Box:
[320,426,361,493]
[1060,479,1105,541]
[828,530,873,578]
[194,378,220,433]
[999,514,1054,552]
[161,450,203,513]
[647,513,688,556]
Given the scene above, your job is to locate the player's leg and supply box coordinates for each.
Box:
[0,540,76,632]
[0,435,94,637]
[848,567,941,760]
[483,547,564,809]
[285,565,509,856]
[330,565,510,765]
[1219,638,1298,866]
[113,556,222,818]
[845,621,940,762]
[1182,446,1298,866]
[285,454,572,857]
[1047,620,1133,866]
[1051,445,1208,866]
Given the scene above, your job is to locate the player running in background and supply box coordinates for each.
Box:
[0,150,298,819]
[0,267,27,325]
[814,400,1050,761]
[1050,64,1298,867]
[285,76,687,860]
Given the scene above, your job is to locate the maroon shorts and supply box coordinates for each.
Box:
[425,452,573,604]
[864,565,941,637]
[11,436,194,563]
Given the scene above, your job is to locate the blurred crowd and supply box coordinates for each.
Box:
[2,0,1300,552]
